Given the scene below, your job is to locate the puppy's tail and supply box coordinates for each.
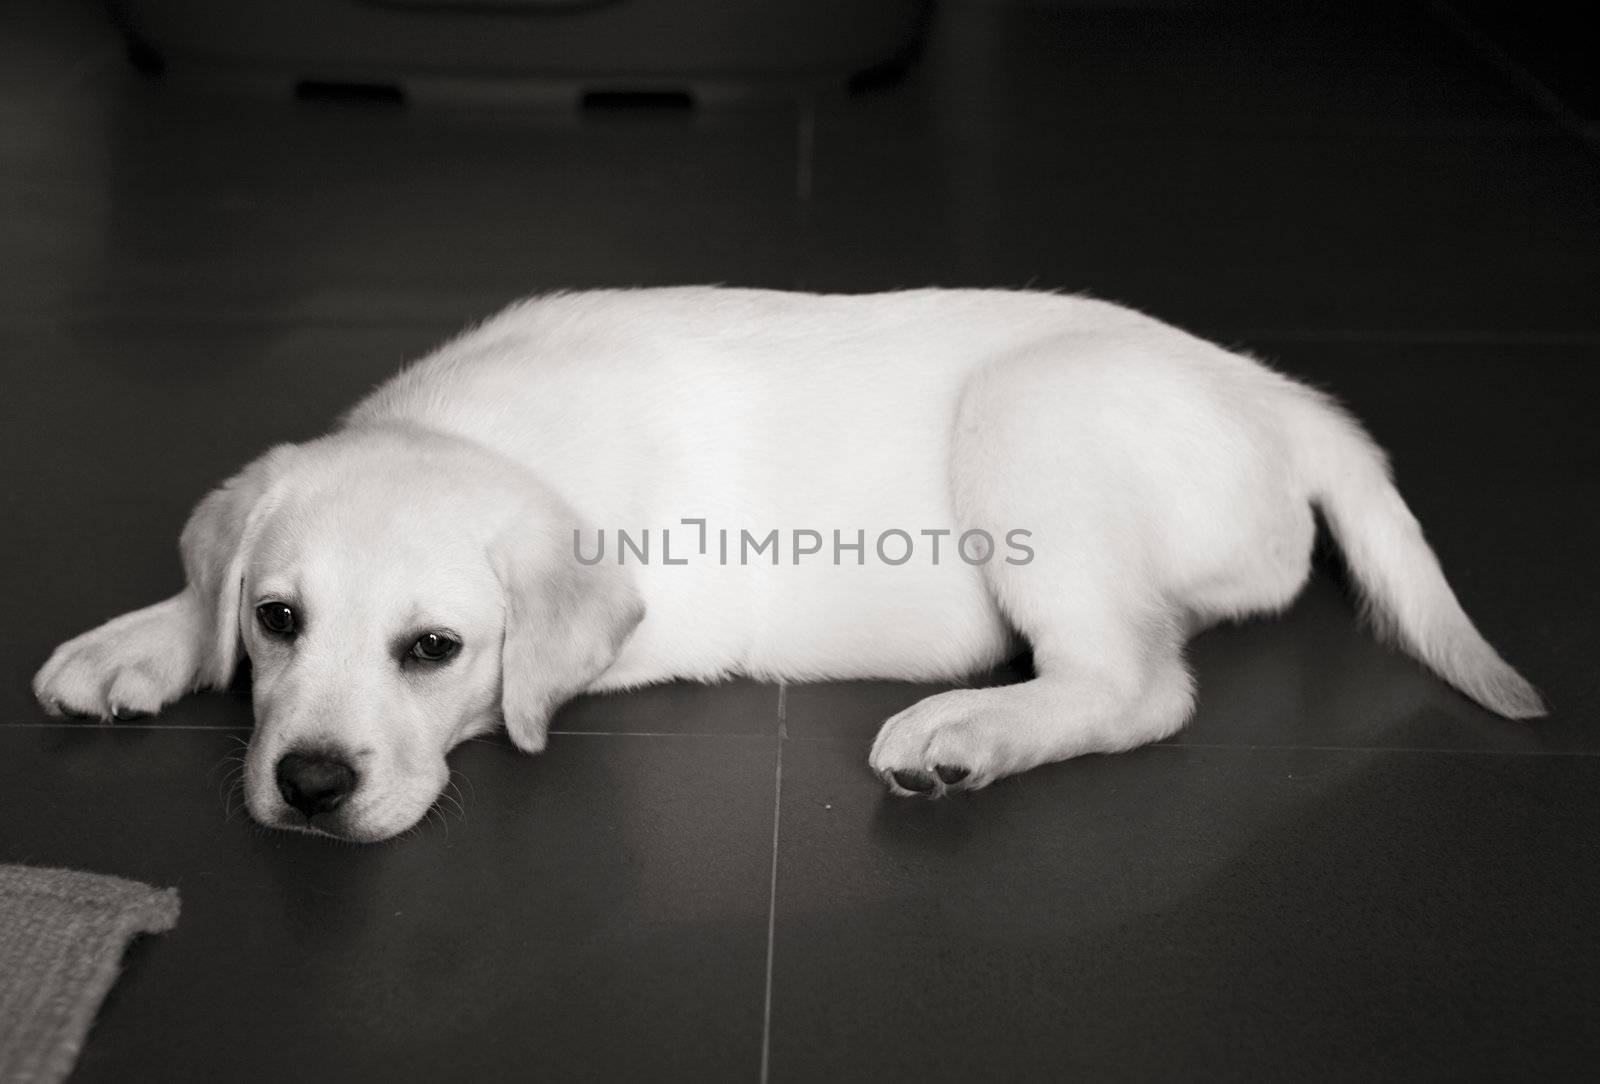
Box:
[1285,387,1546,718]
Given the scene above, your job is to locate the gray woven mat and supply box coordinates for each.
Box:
[0,866,180,1084]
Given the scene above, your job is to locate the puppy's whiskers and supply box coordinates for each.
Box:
[442,773,469,826]
[212,747,250,822]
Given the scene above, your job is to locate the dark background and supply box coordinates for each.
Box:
[2,2,1597,1080]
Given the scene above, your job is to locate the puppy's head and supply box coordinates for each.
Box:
[185,428,642,842]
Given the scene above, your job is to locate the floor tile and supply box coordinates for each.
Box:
[3,81,801,323]
[896,2,1538,135]
[0,725,777,1082]
[800,4,1600,334]
[766,737,1600,1081]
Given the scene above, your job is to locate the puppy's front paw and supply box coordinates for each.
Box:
[868,688,998,799]
[33,595,203,721]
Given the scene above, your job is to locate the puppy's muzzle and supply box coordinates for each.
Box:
[275,749,358,818]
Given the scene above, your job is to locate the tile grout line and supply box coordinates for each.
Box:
[758,684,790,1080]
[1150,740,1600,758]
[7,722,1600,758]
[757,746,784,1084]
[5,724,780,738]
[4,722,256,732]
[767,732,1600,758]
[549,730,769,739]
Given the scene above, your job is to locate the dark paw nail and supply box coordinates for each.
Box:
[891,769,937,794]
[935,764,970,785]
[110,704,150,721]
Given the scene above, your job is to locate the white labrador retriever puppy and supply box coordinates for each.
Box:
[34,287,1543,841]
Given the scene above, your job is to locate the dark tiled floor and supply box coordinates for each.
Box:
[0,728,778,1082]
[4,1,1599,1080]
[770,739,1600,1081]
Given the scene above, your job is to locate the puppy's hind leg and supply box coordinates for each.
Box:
[869,575,1195,796]
[869,341,1200,796]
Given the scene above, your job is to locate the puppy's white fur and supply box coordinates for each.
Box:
[34,287,1544,840]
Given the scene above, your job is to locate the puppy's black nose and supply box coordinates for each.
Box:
[275,751,357,818]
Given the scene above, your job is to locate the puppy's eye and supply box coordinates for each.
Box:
[409,632,461,664]
[255,602,297,637]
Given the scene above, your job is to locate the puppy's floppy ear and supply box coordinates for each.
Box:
[492,518,644,754]
[178,444,297,689]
